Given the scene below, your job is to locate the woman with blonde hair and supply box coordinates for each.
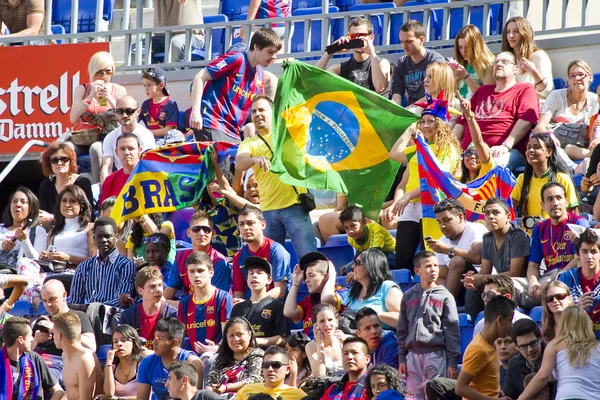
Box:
[451,24,495,99]
[385,95,462,270]
[540,280,573,342]
[534,59,599,161]
[517,306,600,400]
[502,16,554,99]
[69,51,127,184]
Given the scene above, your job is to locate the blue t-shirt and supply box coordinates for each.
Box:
[137,349,196,400]
[345,280,400,330]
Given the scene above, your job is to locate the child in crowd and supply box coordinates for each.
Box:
[283,251,341,338]
[397,251,460,400]
[230,256,290,348]
[339,205,396,268]
[118,266,178,346]
[178,251,232,355]
[140,66,179,139]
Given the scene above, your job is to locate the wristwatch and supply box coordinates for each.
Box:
[448,247,456,259]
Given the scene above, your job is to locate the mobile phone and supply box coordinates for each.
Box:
[424,236,433,241]
[445,56,460,68]
[47,245,56,253]
[134,256,145,263]
[11,218,34,242]
[326,38,365,55]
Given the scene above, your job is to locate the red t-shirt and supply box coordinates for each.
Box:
[457,83,540,153]
[580,268,600,294]
[99,169,130,205]
[139,303,162,341]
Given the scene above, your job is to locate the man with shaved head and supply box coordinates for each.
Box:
[32,279,96,382]
[99,95,156,183]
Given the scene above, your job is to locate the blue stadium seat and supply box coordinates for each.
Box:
[96,344,112,364]
[474,310,484,325]
[553,78,566,90]
[388,229,397,238]
[591,74,600,93]
[392,269,411,284]
[318,245,355,273]
[36,302,49,316]
[77,154,92,174]
[335,0,359,12]
[349,3,395,46]
[191,14,229,60]
[220,0,249,21]
[170,207,195,243]
[284,239,299,268]
[490,3,504,35]
[459,312,474,361]
[325,234,348,247]
[293,0,333,11]
[291,7,339,56]
[529,306,543,323]
[336,275,349,287]
[458,312,471,325]
[52,0,115,33]
[175,240,193,249]
[9,301,33,317]
[449,6,494,39]
[50,24,66,44]
[403,1,440,40]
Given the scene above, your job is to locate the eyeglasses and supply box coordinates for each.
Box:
[262,361,288,370]
[545,292,569,304]
[143,236,169,246]
[493,59,516,66]
[568,73,589,80]
[191,225,212,234]
[95,69,113,76]
[463,149,478,159]
[50,156,70,164]
[516,338,540,351]
[348,32,369,40]
[481,291,500,301]
[116,108,137,116]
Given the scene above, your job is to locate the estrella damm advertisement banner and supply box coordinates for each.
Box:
[0,42,110,155]
[110,142,215,225]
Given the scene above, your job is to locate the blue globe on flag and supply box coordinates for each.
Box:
[306,101,360,164]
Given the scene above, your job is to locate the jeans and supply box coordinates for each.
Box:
[263,204,317,259]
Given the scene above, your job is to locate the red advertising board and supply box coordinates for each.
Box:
[0,42,110,156]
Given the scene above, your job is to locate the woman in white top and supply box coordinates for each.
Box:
[502,16,553,99]
[305,303,347,377]
[518,306,600,400]
[535,59,600,160]
[40,184,95,270]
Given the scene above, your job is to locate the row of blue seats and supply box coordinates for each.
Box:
[52,0,115,34]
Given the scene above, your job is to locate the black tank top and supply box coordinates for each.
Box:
[340,56,376,91]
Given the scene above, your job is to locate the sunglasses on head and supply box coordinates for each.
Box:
[262,361,288,370]
[348,32,369,40]
[116,108,137,116]
[50,156,70,164]
[463,149,478,159]
[546,292,569,304]
[143,236,168,246]
[191,225,212,234]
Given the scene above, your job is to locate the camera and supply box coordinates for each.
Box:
[523,216,544,229]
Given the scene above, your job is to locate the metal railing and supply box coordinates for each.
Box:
[4,0,599,73]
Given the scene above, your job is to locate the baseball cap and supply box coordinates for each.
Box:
[142,67,169,96]
[299,251,328,271]
[244,256,272,276]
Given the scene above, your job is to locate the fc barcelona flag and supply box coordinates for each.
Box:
[270,60,420,220]
[415,134,517,240]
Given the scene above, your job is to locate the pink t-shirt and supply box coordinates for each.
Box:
[458,83,540,153]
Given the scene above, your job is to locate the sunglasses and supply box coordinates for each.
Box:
[481,291,500,301]
[143,236,168,246]
[191,225,212,234]
[493,59,515,66]
[348,32,369,40]
[353,258,364,266]
[95,69,113,76]
[116,108,138,116]
[262,361,288,370]
[50,156,70,164]
[516,338,540,351]
[463,149,478,159]
[545,293,569,304]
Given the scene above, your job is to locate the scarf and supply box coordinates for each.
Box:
[0,346,39,400]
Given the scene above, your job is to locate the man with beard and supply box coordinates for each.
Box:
[232,205,291,300]
[453,52,540,170]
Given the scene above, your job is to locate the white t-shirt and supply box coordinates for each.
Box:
[53,218,89,258]
[102,125,156,170]
[541,88,599,127]
[435,221,489,267]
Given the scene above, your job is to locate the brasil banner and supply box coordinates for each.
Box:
[415,134,517,240]
[110,142,218,225]
[270,60,420,220]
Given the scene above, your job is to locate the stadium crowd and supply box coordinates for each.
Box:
[4,2,600,399]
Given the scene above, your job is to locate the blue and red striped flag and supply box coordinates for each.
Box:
[415,134,517,240]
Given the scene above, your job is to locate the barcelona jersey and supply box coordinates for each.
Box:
[178,287,232,349]
[257,0,291,28]
[139,97,179,131]
[202,52,264,141]
[168,247,231,294]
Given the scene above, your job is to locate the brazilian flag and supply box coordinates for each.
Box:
[271,60,420,220]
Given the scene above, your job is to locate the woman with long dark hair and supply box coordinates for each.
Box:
[344,248,402,329]
[205,317,264,398]
[104,325,148,399]
[305,303,346,377]
[366,364,405,400]
[511,134,579,220]
[286,331,311,387]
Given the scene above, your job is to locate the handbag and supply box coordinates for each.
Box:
[552,123,589,149]
[254,133,316,212]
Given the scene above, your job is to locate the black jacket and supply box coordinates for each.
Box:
[503,341,546,398]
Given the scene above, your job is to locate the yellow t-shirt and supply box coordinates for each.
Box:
[237,133,307,211]
[348,222,396,253]
[461,333,500,399]
[511,170,579,218]
[405,143,460,203]
[235,383,306,400]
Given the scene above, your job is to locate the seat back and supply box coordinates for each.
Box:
[291,6,339,55]
[529,306,543,323]
[220,0,250,21]
[52,0,115,33]
[191,14,229,60]
[402,1,440,40]
[318,244,355,273]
